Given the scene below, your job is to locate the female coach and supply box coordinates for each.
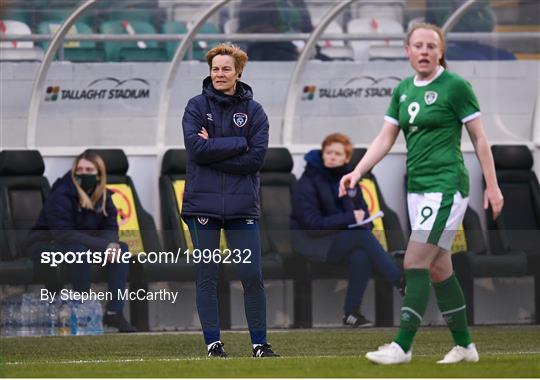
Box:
[181,43,278,358]
[291,133,403,328]
[340,23,503,365]
[28,150,136,332]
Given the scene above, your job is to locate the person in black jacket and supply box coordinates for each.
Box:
[237,0,313,61]
[291,133,403,327]
[181,43,278,358]
[28,150,136,332]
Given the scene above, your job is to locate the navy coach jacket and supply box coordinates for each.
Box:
[28,172,118,253]
[181,77,269,220]
[290,150,371,261]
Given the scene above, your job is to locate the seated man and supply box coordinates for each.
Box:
[290,133,403,327]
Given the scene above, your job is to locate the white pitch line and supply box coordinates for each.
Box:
[3,357,202,366]
[4,351,540,366]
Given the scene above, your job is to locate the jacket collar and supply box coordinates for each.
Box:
[304,149,350,179]
[54,171,105,210]
[202,76,253,106]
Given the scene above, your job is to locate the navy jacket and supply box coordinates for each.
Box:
[28,172,118,252]
[181,77,269,220]
[290,150,371,261]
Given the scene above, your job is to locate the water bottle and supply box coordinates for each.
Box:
[12,298,22,336]
[36,297,48,336]
[87,300,103,335]
[72,301,91,336]
[22,293,48,336]
[19,294,27,336]
[0,299,12,336]
[77,302,87,335]
[94,301,104,335]
[58,300,71,336]
[20,293,33,336]
[47,299,59,336]
[0,299,6,336]
[70,301,79,335]
[81,302,90,335]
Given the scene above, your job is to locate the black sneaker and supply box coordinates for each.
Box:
[103,312,137,333]
[253,343,280,357]
[343,312,373,328]
[208,342,228,358]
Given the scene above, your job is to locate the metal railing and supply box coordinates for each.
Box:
[2,32,539,43]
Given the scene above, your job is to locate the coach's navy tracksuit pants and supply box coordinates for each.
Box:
[185,217,267,345]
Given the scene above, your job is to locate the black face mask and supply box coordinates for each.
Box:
[76,174,98,193]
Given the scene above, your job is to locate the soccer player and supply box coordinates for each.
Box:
[339,23,503,364]
[182,43,278,358]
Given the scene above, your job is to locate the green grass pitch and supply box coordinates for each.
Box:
[1,325,539,377]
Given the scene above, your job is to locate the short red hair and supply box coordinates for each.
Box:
[321,133,353,160]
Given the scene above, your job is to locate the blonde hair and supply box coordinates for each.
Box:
[322,133,353,160]
[406,22,447,69]
[206,43,248,76]
[71,150,108,215]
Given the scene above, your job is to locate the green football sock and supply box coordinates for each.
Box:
[433,273,472,348]
[394,269,431,352]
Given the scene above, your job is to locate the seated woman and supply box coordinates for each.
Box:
[290,133,403,327]
[28,150,136,332]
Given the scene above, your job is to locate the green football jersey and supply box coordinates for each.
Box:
[385,68,480,196]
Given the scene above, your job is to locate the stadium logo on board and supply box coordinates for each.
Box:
[43,77,151,102]
[233,113,248,128]
[45,86,61,102]
[302,76,402,101]
[302,85,317,100]
[197,217,209,225]
[424,91,438,105]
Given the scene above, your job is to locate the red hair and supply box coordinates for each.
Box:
[321,133,353,160]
